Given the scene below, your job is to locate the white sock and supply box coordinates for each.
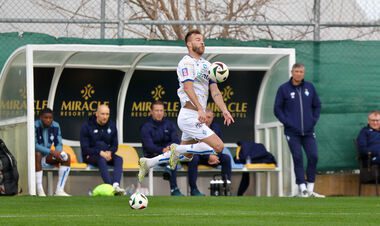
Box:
[146,151,171,168]
[112,182,119,188]
[36,171,43,190]
[299,183,307,192]
[307,183,314,193]
[56,166,70,192]
[175,142,214,155]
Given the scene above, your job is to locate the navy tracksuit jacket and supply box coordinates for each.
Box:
[140,117,180,190]
[357,126,380,158]
[274,78,321,185]
[80,115,123,185]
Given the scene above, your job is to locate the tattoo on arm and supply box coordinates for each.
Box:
[213,93,221,98]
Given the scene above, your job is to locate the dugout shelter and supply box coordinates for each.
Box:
[0,44,295,196]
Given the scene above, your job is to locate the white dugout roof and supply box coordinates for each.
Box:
[0,44,295,196]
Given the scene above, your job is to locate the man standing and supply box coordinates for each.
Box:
[139,101,184,196]
[35,108,71,196]
[274,63,324,198]
[80,104,124,194]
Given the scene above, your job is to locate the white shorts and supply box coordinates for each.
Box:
[178,108,215,141]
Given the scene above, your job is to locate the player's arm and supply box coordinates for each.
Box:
[209,83,234,126]
[183,81,207,123]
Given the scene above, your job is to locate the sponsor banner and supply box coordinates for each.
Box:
[53,68,124,140]
[0,67,53,118]
[30,68,264,143]
[123,70,180,142]
[208,71,264,142]
[0,67,27,118]
[123,70,264,143]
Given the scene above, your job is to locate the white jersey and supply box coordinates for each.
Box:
[176,55,213,110]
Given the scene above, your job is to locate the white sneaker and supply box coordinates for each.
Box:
[138,158,149,182]
[37,187,46,197]
[168,144,179,170]
[308,191,325,198]
[297,190,309,198]
[114,186,126,196]
[54,190,71,196]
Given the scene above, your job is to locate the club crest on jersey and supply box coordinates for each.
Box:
[304,89,309,96]
[182,68,189,77]
[290,92,295,99]
[195,123,202,128]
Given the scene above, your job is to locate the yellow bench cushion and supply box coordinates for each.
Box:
[245,163,276,170]
[116,144,139,170]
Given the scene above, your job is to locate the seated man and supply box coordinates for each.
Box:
[187,109,232,196]
[35,108,71,196]
[357,110,380,163]
[80,104,124,194]
[139,101,184,196]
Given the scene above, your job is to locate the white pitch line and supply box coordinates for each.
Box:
[1,211,380,218]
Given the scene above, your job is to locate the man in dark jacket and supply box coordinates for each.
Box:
[138,101,184,196]
[357,110,380,163]
[80,104,124,194]
[274,63,324,198]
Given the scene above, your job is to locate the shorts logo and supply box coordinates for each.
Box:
[182,68,189,77]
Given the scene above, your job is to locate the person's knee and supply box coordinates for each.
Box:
[309,154,318,165]
[189,155,200,167]
[221,154,231,164]
[97,157,108,166]
[61,154,71,166]
[113,154,123,163]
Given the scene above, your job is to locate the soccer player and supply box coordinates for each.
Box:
[168,29,234,170]
[138,29,234,184]
[35,108,71,196]
[274,63,325,198]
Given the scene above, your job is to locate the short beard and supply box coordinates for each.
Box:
[192,46,204,55]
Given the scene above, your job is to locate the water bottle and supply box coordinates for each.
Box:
[246,155,251,164]
[224,179,232,196]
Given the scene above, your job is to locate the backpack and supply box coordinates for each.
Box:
[235,141,277,164]
[0,139,19,196]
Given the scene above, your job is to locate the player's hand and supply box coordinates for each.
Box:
[198,109,207,123]
[100,151,112,161]
[208,154,220,165]
[105,151,112,161]
[162,147,170,153]
[222,110,235,126]
[51,150,62,160]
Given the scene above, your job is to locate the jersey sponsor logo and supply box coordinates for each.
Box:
[182,68,189,77]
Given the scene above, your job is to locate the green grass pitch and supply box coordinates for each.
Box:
[0,196,379,225]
